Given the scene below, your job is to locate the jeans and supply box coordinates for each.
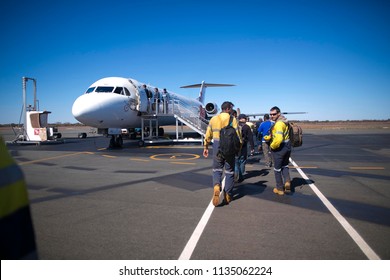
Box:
[235,155,246,182]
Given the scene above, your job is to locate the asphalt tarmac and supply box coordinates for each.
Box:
[3,128,390,259]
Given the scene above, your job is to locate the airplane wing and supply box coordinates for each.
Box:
[245,112,308,118]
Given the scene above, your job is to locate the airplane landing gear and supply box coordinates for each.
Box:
[109,135,123,148]
[138,140,145,147]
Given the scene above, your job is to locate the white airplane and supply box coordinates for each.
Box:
[72,77,234,147]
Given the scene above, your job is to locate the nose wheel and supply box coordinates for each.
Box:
[109,135,123,148]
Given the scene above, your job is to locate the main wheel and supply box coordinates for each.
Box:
[158,127,164,136]
[115,135,123,148]
[138,140,145,147]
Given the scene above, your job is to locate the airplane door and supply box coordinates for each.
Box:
[139,88,149,113]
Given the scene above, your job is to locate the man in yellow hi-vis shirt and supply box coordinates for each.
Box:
[268,106,292,195]
[203,101,242,206]
[0,136,38,259]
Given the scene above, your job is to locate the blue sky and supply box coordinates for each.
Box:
[1,0,389,124]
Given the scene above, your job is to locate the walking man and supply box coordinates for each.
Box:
[268,106,291,195]
[203,101,242,206]
[257,113,273,167]
[235,114,254,182]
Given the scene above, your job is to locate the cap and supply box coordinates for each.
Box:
[238,114,247,120]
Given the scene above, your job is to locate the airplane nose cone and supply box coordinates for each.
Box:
[72,94,103,126]
[71,96,84,120]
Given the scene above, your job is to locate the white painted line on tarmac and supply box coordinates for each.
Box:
[178,177,226,260]
[289,157,381,260]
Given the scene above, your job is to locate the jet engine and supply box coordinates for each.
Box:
[205,102,219,117]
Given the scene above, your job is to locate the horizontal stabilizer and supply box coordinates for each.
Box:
[181,81,235,104]
[180,83,235,88]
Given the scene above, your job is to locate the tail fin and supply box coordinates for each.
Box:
[180,82,235,104]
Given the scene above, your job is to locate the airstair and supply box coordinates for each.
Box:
[139,98,209,145]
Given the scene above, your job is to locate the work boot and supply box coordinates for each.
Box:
[212,184,221,206]
[284,181,291,193]
[273,187,284,196]
[224,191,232,205]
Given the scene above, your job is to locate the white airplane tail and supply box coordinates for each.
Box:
[180,81,235,104]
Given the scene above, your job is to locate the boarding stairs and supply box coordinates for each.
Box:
[140,98,208,143]
[172,100,208,136]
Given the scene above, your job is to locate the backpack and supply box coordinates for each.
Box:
[219,115,241,157]
[288,122,303,147]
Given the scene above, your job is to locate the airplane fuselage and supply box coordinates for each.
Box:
[72,77,205,129]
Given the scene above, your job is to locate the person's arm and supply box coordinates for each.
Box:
[203,120,214,158]
[270,121,285,150]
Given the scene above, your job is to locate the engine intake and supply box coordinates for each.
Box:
[205,102,218,115]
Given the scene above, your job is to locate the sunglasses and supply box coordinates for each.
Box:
[270,113,278,116]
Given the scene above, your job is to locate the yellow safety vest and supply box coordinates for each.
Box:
[270,120,289,150]
[204,112,242,147]
[0,136,37,259]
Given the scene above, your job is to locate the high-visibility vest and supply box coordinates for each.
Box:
[270,120,289,150]
[0,136,37,259]
[204,112,242,145]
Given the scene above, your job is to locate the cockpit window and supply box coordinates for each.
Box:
[124,88,131,96]
[95,86,114,93]
[85,87,95,93]
[114,87,124,94]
